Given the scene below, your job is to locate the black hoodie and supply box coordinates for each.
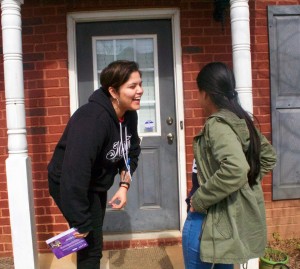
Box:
[48,89,141,233]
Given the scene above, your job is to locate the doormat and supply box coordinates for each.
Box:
[109,247,174,269]
[0,257,14,269]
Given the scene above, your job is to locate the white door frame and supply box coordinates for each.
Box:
[67,8,187,239]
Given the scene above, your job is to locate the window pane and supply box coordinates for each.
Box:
[96,40,114,70]
[141,71,155,101]
[136,39,154,68]
[116,39,134,61]
[139,104,157,133]
[94,36,159,136]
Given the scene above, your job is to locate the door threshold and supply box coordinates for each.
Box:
[103,230,181,241]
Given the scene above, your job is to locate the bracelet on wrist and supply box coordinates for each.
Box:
[120,185,129,190]
[119,181,130,189]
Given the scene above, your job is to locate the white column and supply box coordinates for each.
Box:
[230,1,259,269]
[1,0,39,268]
[230,0,253,115]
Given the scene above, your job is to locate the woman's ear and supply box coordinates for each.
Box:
[108,87,118,99]
[202,91,209,101]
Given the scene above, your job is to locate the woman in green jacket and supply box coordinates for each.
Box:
[182,62,277,268]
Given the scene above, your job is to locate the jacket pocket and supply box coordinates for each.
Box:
[214,203,233,239]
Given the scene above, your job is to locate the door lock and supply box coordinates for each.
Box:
[167,133,174,144]
[166,117,173,125]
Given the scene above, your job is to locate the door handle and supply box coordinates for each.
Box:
[167,133,174,144]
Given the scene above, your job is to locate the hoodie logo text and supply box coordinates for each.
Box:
[106,135,131,162]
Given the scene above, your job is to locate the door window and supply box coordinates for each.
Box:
[92,35,161,136]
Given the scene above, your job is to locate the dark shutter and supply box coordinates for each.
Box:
[268,5,300,200]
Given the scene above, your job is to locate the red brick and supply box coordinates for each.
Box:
[4,243,13,252]
[44,33,67,43]
[33,6,56,16]
[44,16,66,25]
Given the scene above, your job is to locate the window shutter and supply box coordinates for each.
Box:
[268,5,300,200]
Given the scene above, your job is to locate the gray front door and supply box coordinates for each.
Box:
[76,19,179,232]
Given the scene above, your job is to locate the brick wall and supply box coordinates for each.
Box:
[181,1,233,192]
[0,0,299,257]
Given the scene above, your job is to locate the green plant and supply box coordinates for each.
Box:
[261,232,300,268]
[260,233,289,269]
[262,248,288,262]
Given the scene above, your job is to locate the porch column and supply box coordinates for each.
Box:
[230,0,253,115]
[1,0,39,268]
[230,1,259,269]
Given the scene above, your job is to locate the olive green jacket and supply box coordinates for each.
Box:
[191,109,277,264]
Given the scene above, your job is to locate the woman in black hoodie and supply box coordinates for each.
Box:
[48,60,143,268]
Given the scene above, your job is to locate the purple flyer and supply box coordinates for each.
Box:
[46,228,88,259]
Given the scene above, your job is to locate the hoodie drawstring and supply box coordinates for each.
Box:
[119,122,132,181]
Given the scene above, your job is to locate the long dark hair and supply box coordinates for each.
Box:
[196,62,261,187]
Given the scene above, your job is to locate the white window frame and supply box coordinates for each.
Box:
[92,35,161,136]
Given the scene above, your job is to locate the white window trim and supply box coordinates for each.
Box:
[67,8,187,234]
[92,34,161,137]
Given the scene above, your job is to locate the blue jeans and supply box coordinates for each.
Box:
[182,211,234,269]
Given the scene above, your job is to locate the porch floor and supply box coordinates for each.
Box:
[38,245,184,269]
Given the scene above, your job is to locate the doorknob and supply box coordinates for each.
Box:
[167,133,174,144]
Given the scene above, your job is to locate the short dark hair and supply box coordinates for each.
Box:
[100,60,141,97]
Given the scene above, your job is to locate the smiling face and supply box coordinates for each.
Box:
[109,71,143,118]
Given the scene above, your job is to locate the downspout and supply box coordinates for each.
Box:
[1,0,39,268]
[230,1,259,269]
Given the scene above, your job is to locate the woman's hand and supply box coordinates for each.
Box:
[189,201,195,212]
[108,187,128,209]
[73,231,89,238]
